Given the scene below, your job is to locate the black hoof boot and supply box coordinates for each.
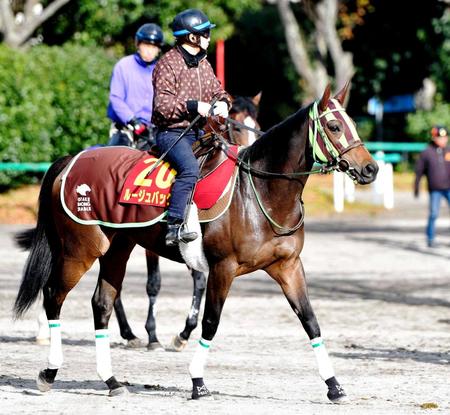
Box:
[36,368,58,392]
[166,224,198,247]
[106,376,129,397]
[191,377,212,400]
[326,377,348,403]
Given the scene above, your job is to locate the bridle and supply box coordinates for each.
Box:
[308,99,364,181]
[208,99,367,235]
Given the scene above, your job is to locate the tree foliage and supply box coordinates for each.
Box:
[0,43,114,185]
[39,0,262,50]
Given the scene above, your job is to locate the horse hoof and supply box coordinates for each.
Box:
[36,370,53,392]
[126,338,144,349]
[35,336,50,346]
[147,341,165,352]
[191,378,212,400]
[327,385,348,403]
[109,386,129,397]
[168,334,188,352]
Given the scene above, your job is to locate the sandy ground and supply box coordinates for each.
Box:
[0,194,450,414]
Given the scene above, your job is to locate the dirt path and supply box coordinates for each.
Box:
[0,215,449,414]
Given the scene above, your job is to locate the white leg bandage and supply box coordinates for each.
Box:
[189,338,211,378]
[37,310,50,341]
[95,329,113,381]
[47,320,63,369]
[311,337,335,380]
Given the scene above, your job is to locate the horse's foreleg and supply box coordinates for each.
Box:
[172,269,206,352]
[266,257,347,403]
[188,267,233,399]
[144,250,163,351]
[93,235,135,396]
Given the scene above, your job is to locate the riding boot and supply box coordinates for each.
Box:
[166,217,198,247]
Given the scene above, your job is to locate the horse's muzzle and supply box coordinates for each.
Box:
[359,162,378,184]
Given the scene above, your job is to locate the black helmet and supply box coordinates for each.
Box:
[135,23,164,47]
[171,9,216,37]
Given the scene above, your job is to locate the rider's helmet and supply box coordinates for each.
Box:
[171,9,215,38]
[135,23,164,47]
[431,125,448,139]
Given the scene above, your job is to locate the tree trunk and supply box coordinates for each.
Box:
[0,0,71,49]
[276,0,354,101]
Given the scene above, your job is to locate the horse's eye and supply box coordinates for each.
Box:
[327,122,341,133]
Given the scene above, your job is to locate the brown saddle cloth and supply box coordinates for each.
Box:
[60,138,239,227]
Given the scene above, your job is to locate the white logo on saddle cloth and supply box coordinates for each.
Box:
[76,184,92,212]
[76,184,91,196]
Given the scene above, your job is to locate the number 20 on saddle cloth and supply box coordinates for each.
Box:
[60,144,239,227]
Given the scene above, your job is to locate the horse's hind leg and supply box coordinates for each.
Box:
[93,234,136,396]
[266,256,347,403]
[38,250,100,392]
[171,268,206,352]
[143,250,164,351]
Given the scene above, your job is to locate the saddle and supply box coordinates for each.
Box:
[60,134,239,228]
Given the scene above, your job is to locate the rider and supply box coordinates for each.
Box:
[107,23,164,150]
[152,8,231,246]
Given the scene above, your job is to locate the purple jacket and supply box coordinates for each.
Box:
[107,53,156,126]
[414,144,450,192]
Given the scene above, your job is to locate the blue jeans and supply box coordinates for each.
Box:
[426,189,450,243]
[156,129,200,220]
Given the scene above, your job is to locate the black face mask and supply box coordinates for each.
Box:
[177,45,206,68]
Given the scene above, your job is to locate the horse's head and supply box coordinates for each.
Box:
[204,94,261,146]
[227,93,261,146]
[309,83,378,185]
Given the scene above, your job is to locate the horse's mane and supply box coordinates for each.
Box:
[240,103,311,162]
[230,96,258,119]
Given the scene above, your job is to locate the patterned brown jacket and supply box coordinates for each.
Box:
[151,46,231,129]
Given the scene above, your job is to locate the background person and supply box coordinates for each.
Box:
[414,125,450,247]
[107,23,164,150]
[152,8,231,246]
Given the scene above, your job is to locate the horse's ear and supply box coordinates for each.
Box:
[319,84,332,112]
[334,80,351,105]
[252,91,262,107]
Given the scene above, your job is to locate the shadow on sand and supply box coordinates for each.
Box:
[332,344,450,366]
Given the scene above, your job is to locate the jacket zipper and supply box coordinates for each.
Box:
[196,67,202,102]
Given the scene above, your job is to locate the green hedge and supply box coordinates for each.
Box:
[0,43,116,187]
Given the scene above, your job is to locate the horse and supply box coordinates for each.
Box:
[14,83,378,402]
[112,93,262,351]
[25,94,262,350]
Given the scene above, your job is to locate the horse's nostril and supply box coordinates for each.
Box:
[363,163,378,177]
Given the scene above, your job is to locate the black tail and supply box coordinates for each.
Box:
[15,228,35,251]
[14,156,72,319]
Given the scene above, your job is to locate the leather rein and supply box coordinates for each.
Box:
[207,101,365,235]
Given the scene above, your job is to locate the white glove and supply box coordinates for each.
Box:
[197,101,212,117]
[213,101,229,118]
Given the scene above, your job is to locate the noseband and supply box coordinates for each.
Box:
[308,100,364,179]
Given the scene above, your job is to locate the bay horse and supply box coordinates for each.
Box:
[112,93,262,351]
[14,83,378,402]
[26,94,262,350]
